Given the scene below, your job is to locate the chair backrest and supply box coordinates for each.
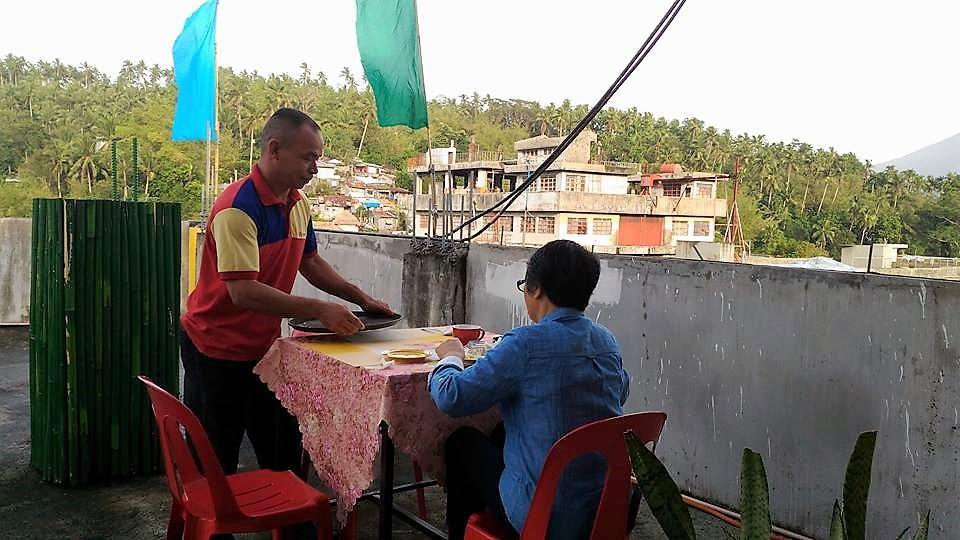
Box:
[520,411,667,539]
[138,376,244,521]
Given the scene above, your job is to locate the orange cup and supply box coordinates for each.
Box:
[452,324,485,345]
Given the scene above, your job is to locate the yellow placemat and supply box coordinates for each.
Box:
[299,327,451,367]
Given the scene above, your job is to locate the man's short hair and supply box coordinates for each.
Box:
[524,239,601,311]
[259,108,323,152]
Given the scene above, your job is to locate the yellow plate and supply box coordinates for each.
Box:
[386,348,428,364]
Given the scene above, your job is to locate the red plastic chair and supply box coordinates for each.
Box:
[465,411,667,540]
[138,376,333,540]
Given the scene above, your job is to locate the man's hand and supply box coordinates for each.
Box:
[359,296,395,316]
[435,339,465,360]
[313,302,364,336]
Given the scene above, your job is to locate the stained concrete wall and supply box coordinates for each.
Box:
[467,243,960,538]
[288,231,408,331]
[0,218,31,324]
[6,220,959,536]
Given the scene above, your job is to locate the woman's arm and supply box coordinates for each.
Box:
[428,333,525,417]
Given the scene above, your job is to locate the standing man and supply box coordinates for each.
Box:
[181,108,393,479]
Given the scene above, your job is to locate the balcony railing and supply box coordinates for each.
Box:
[598,160,642,171]
[460,150,501,162]
[408,149,505,168]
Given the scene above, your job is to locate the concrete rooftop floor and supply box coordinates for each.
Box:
[0,327,733,539]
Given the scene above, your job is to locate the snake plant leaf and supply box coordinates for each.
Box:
[911,510,929,540]
[740,448,771,540]
[626,430,696,540]
[842,431,877,540]
[829,499,846,540]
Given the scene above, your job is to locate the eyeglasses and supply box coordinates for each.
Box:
[516,279,526,293]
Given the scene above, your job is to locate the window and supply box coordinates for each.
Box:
[663,183,682,197]
[593,218,612,235]
[588,176,601,193]
[480,216,513,242]
[480,216,498,242]
[537,216,556,234]
[567,217,588,235]
[673,220,690,236]
[697,183,713,199]
[522,217,537,233]
[693,221,710,236]
[418,214,429,229]
[538,175,557,191]
[566,174,586,192]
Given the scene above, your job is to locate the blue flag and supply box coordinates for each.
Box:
[171,0,218,142]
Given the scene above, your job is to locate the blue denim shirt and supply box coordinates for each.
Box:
[429,308,630,538]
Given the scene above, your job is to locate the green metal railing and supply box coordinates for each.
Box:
[30,198,181,486]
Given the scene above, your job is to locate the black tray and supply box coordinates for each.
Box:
[289,311,403,334]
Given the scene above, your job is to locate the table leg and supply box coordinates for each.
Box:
[342,509,359,540]
[378,421,395,540]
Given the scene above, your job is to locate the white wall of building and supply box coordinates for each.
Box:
[556,213,619,247]
[667,216,715,245]
[556,172,628,195]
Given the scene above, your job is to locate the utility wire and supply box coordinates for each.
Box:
[440,0,688,241]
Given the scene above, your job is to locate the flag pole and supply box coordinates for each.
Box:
[203,121,211,223]
[213,14,220,198]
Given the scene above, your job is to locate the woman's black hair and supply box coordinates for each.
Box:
[524,239,601,311]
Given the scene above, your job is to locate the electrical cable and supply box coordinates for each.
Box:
[437,0,688,241]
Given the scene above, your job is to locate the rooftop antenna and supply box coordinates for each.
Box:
[724,157,747,263]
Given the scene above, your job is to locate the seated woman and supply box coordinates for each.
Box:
[428,239,630,540]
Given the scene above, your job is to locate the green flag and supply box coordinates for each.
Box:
[356,0,428,129]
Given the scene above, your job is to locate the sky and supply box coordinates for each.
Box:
[1,0,957,163]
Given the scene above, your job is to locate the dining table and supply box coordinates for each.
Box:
[253,326,501,540]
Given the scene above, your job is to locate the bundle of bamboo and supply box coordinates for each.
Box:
[30,198,181,486]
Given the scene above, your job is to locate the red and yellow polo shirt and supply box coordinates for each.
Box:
[181,164,318,361]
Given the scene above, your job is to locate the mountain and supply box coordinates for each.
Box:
[881,132,960,177]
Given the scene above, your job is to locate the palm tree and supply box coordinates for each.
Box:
[812,217,839,250]
[339,67,357,90]
[68,153,102,193]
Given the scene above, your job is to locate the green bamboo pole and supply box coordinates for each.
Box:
[29,198,44,473]
[107,199,117,477]
[111,141,118,201]
[41,198,55,480]
[143,202,156,471]
[82,201,96,484]
[93,200,106,478]
[52,199,66,484]
[29,199,39,470]
[131,138,139,202]
[65,199,79,486]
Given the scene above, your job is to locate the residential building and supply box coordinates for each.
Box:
[311,158,342,187]
[405,130,727,251]
[312,195,353,220]
[315,209,361,233]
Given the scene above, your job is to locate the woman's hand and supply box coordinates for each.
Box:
[435,339,465,360]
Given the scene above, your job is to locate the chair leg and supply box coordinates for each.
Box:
[182,517,210,540]
[413,462,428,519]
[166,504,185,540]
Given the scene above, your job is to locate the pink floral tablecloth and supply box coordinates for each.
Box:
[253,328,500,523]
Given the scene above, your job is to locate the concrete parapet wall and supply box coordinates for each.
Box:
[0,218,31,324]
[290,231,408,319]
[466,244,960,538]
[5,222,960,536]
